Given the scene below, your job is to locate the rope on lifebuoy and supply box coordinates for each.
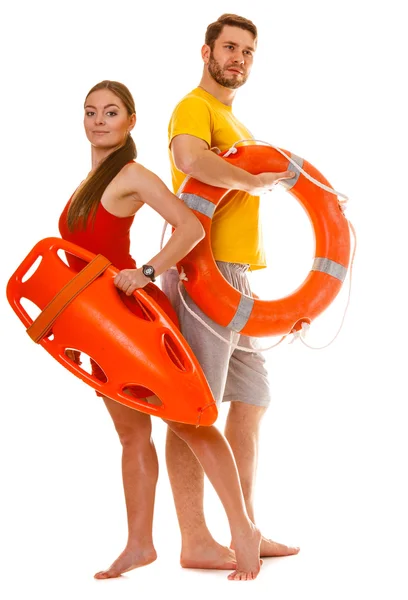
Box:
[176,271,288,352]
[294,220,357,350]
[195,400,218,428]
[223,139,349,207]
[160,175,191,252]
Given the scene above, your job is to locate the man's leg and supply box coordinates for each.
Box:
[165,428,236,569]
[162,266,237,569]
[165,419,262,580]
[224,400,300,557]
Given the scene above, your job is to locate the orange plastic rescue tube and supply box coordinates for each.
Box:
[176,144,350,337]
[7,237,217,426]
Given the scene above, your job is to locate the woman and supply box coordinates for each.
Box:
[58,80,261,582]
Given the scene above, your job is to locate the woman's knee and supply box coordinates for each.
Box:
[119,425,152,449]
[103,395,153,445]
[116,415,154,447]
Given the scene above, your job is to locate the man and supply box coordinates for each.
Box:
[161,14,300,569]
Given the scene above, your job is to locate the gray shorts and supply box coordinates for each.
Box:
[161,262,271,408]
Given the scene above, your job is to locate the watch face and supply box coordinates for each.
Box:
[143,266,154,276]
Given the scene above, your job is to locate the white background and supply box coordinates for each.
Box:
[1,1,407,598]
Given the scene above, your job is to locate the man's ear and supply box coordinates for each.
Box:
[201,44,211,64]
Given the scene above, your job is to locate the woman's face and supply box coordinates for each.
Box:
[84,89,135,150]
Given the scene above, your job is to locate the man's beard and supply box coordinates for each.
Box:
[208,53,248,89]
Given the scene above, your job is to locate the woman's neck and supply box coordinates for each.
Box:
[90,145,118,172]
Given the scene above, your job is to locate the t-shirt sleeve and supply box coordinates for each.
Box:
[168,97,212,148]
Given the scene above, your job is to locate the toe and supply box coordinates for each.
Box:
[94,571,109,580]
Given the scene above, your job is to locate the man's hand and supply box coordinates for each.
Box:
[114,268,150,296]
[250,170,296,194]
[172,134,297,195]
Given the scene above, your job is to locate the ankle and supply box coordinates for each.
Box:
[181,529,216,550]
[125,536,154,550]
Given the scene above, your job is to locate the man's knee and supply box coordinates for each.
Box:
[227,400,268,425]
[165,420,194,442]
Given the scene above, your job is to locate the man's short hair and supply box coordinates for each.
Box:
[205,14,257,50]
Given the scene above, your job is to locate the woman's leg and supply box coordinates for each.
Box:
[164,420,262,581]
[94,396,158,579]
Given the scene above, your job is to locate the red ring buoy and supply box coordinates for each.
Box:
[176,144,350,337]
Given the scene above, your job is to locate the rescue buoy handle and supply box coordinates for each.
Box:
[27,254,111,343]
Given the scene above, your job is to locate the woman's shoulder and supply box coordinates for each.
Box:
[119,160,147,180]
[108,161,160,204]
[119,160,160,189]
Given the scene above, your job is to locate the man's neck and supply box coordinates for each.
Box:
[198,71,236,107]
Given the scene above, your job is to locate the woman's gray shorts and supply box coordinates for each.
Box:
[160,262,271,408]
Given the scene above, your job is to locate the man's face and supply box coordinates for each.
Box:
[207,25,256,89]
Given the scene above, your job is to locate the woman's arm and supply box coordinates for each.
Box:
[113,162,204,295]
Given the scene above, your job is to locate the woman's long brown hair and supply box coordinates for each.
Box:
[67,80,137,231]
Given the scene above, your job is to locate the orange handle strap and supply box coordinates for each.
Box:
[27,254,112,343]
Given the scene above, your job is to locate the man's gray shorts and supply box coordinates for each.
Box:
[161,262,271,408]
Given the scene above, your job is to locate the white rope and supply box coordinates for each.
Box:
[160,175,191,251]
[293,220,357,349]
[160,221,168,252]
[176,268,287,352]
[222,139,349,208]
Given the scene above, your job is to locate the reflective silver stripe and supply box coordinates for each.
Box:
[280,153,304,190]
[312,257,347,282]
[227,294,255,332]
[180,193,216,219]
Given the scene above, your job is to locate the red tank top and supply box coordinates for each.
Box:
[59,198,136,272]
[58,196,178,326]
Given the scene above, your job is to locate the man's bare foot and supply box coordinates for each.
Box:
[180,539,236,570]
[260,537,300,558]
[228,524,262,581]
[231,534,300,559]
[94,544,157,579]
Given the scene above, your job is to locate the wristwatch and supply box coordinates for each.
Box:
[142,264,156,282]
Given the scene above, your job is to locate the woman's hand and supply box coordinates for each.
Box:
[114,268,150,296]
[65,349,82,364]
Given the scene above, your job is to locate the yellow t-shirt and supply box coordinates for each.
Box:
[168,87,266,270]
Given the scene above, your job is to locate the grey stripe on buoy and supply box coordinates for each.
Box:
[180,193,216,219]
[312,257,347,282]
[280,153,304,191]
[227,294,255,332]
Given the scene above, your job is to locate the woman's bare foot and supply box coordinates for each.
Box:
[181,539,236,570]
[228,524,262,581]
[94,544,157,579]
[260,537,300,557]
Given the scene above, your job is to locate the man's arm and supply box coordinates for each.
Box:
[171,134,295,195]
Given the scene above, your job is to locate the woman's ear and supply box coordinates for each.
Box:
[128,113,136,132]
